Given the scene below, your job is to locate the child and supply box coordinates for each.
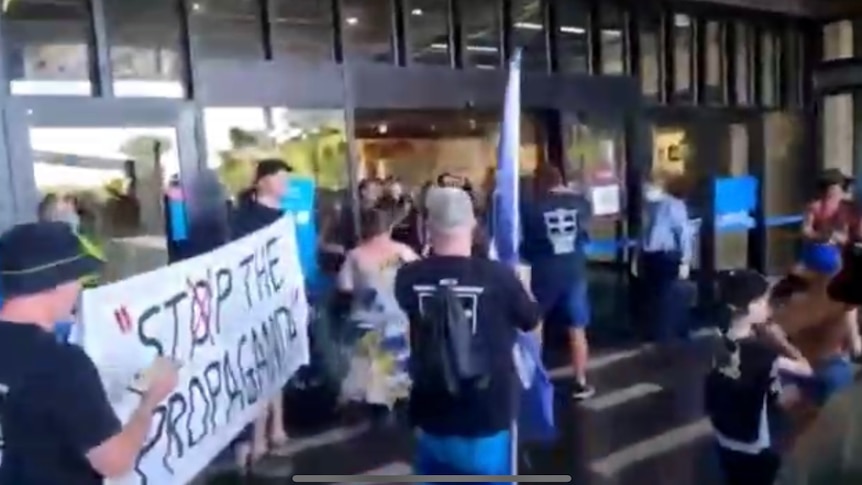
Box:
[705,270,813,485]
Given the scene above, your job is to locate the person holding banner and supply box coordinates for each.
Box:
[230,158,293,467]
[0,221,179,484]
[394,187,540,482]
[520,164,595,399]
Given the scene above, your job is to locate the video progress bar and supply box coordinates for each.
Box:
[292,475,572,483]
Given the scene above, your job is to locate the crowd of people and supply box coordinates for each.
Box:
[3,155,862,485]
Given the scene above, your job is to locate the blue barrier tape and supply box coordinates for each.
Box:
[584,213,805,257]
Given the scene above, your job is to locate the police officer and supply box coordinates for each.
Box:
[0,222,178,484]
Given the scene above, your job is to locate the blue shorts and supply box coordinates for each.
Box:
[415,429,513,483]
[783,355,854,407]
[532,278,590,329]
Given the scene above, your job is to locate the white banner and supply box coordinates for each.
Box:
[81,216,310,485]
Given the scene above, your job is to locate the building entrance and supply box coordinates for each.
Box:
[4,98,199,282]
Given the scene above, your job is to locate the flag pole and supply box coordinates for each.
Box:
[492,48,523,485]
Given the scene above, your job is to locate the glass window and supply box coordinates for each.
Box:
[823,20,853,60]
[3,0,93,96]
[189,0,263,61]
[105,0,185,98]
[640,14,660,100]
[760,30,777,107]
[340,0,393,63]
[705,21,722,104]
[511,0,547,71]
[270,0,334,61]
[764,113,806,273]
[554,0,587,73]
[600,3,623,74]
[735,22,749,105]
[822,94,854,177]
[407,0,450,65]
[461,0,501,68]
[673,14,692,102]
[30,125,180,281]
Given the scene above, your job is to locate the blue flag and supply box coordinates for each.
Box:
[490,49,522,267]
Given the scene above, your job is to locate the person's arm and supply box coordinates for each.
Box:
[500,267,540,332]
[336,251,356,292]
[48,349,167,478]
[757,323,804,359]
[670,198,694,267]
[802,203,820,241]
[777,355,814,377]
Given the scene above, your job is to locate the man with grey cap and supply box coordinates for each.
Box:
[0,222,178,485]
[395,187,539,479]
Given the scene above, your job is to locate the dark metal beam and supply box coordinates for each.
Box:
[586,0,601,75]
[87,0,113,97]
[448,0,463,68]
[693,17,706,105]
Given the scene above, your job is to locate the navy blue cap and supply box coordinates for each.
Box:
[0,222,103,297]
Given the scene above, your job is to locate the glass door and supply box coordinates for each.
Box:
[4,98,199,283]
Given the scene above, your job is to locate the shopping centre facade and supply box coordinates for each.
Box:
[0,0,859,301]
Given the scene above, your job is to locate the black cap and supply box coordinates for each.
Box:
[254,159,292,182]
[717,269,770,310]
[828,243,862,305]
[818,168,853,190]
[0,222,103,297]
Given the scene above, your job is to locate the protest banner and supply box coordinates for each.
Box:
[80,216,309,485]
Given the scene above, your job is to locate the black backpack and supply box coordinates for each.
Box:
[410,284,490,396]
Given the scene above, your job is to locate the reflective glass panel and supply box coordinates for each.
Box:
[735,22,749,105]
[511,0,547,71]
[408,0,450,65]
[555,0,587,73]
[340,0,393,63]
[189,0,264,61]
[600,3,623,74]
[461,0,501,69]
[105,0,185,98]
[640,14,660,100]
[270,0,335,61]
[673,14,692,102]
[705,21,722,104]
[3,0,93,96]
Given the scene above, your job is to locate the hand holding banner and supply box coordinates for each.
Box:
[81,216,310,485]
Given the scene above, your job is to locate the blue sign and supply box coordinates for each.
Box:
[714,176,757,231]
[281,177,320,291]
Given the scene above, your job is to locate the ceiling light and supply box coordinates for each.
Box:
[674,14,690,28]
[411,8,423,16]
[601,29,622,38]
[192,2,202,11]
[377,124,388,134]
[560,25,585,35]
[515,22,543,30]
[346,16,359,25]
[430,43,498,53]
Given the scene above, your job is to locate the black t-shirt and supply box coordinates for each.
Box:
[0,321,121,485]
[230,199,283,240]
[394,256,540,437]
[704,335,780,445]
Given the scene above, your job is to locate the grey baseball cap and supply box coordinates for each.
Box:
[425,187,476,233]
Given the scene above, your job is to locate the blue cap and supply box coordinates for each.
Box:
[800,243,842,275]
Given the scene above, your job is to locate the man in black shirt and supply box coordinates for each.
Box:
[395,187,540,480]
[705,270,812,485]
[0,222,178,485]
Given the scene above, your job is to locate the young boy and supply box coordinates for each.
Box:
[705,270,813,485]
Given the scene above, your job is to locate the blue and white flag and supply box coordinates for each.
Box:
[490,49,522,266]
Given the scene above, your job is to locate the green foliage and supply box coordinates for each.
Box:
[216,123,348,194]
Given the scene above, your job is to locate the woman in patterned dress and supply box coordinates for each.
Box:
[336,208,418,412]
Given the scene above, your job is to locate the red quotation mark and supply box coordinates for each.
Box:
[113,306,133,334]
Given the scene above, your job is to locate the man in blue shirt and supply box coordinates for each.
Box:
[521,165,594,399]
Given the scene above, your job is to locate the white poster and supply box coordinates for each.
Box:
[81,216,310,485]
[590,184,621,216]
